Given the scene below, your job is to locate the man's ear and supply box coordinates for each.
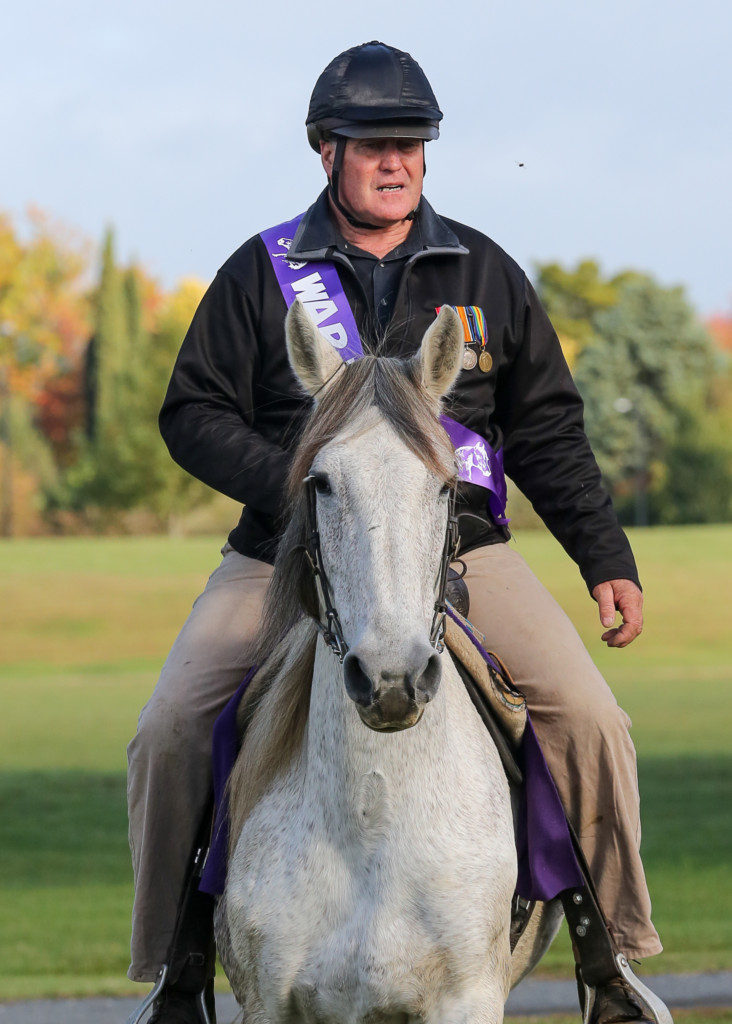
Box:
[414,305,464,403]
[285,299,344,399]
[320,139,335,180]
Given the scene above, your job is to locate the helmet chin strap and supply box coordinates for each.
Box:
[329,137,422,232]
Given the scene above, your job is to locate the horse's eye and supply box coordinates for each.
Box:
[313,474,332,496]
[439,483,451,497]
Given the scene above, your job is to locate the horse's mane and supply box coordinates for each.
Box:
[227,353,458,855]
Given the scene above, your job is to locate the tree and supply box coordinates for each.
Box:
[53,257,213,530]
[0,208,91,534]
[535,259,624,368]
[648,361,732,524]
[573,275,719,523]
[138,277,213,531]
[85,225,127,440]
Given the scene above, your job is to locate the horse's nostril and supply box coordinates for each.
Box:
[343,652,375,706]
[414,651,441,702]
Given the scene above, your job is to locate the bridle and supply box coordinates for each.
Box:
[300,473,461,663]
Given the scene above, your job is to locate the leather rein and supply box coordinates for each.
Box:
[301,474,462,662]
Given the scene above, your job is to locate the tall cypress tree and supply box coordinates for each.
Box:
[120,264,147,430]
[123,264,144,372]
[87,226,127,440]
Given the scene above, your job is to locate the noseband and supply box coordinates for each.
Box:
[301,474,462,663]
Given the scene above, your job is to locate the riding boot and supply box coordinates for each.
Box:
[148,976,216,1024]
[146,882,217,1023]
[557,815,672,1024]
[127,803,217,1024]
[562,885,671,1024]
[584,973,667,1024]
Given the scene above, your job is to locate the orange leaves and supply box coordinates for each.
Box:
[0,206,92,401]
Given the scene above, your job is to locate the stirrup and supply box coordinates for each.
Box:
[125,965,169,1024]
[125,964,214,1024]
[579,953,673,1024]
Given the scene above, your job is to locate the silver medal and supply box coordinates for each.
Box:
[463,347,477,370]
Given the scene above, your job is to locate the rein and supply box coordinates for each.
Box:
[301,473,461,662]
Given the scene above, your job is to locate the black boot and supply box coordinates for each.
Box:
[147,879,217,1024]
[128,804,217,1024]
[148,975,216,1024]
[561,882,672,1024]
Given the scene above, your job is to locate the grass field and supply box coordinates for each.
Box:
[1,525,730,1001]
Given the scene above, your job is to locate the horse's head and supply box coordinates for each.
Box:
[284,301,463,732]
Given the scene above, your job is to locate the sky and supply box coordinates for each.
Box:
[4,0,731,315]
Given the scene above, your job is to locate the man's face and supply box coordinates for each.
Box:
[321,137,424,226]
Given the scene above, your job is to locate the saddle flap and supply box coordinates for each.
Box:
[444,606,526,750]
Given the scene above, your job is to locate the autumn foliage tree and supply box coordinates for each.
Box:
[545,267,729,524]
[0,208,91,534]
[53,227,211,529]
[0,209,212,534]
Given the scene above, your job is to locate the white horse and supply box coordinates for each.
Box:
[215,303,561,1024]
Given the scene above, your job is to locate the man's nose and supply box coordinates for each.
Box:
[379,145,403,171]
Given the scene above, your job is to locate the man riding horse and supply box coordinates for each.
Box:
[127,41,671,1024]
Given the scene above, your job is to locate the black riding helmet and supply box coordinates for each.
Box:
[306,41,443,230]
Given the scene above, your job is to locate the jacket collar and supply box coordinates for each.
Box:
[288,188,468,262]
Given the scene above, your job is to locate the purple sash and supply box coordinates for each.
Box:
[260,216,509,525]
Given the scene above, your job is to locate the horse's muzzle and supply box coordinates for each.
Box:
[343,643,441,732]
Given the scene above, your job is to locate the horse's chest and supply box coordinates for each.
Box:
[226,764,514,1022]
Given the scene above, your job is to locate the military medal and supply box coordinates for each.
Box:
[463,347,477,370]
[435,305,486,371]
[466,306,491,372]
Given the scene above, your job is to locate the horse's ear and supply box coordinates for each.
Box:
[415,305,464,402]
[285,300,344,399]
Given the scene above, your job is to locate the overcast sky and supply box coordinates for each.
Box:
[5,0,730,314]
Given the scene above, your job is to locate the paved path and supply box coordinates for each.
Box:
[1,974,730,1024]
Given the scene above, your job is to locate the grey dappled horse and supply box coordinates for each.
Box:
[215,305,562,1024]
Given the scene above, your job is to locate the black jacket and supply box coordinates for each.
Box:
[159,189,639,592]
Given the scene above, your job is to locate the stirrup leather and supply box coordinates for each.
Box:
[560,820,672,1024]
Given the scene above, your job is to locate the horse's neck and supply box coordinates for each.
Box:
[303,639,495,831]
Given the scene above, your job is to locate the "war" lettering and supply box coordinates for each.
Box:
[291,273,346,348]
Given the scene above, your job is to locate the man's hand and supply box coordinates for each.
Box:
[591,579,644,648]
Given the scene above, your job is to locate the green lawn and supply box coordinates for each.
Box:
[1,526,730,999]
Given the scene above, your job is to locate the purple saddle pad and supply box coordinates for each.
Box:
[200,622,582,900]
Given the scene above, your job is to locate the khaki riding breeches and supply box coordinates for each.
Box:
[126,542,661,982]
